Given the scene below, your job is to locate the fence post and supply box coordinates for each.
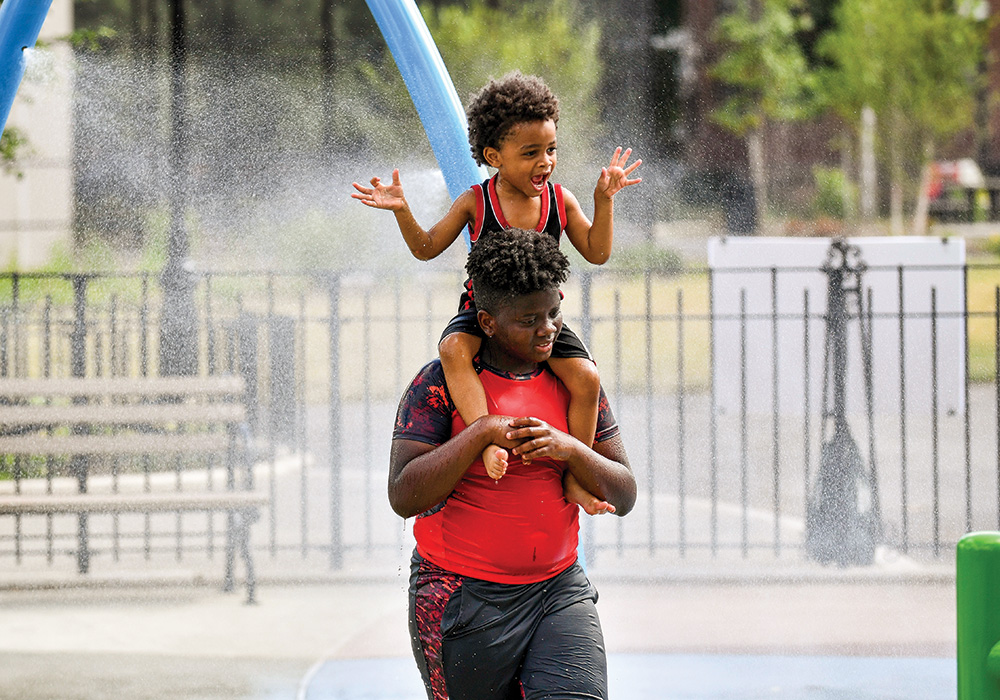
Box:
[578,270,594,568]
[327,273,342,569]
[70,275,89,573]
[958,532,1000,699]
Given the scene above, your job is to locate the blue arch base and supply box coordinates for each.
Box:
[0,0,54,131]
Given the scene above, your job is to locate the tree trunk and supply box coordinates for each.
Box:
[911,142,934,236]
[840,128,855,222]
[889,111,904,236]
[320,0,336,155]
[748,127,767,224]
[859,106,877,220]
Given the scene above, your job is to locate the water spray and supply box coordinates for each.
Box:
[0,0,54,131]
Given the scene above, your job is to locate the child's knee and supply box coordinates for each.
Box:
[439,332,481,364]
[565,359,601,398]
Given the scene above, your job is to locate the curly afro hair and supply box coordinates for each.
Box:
[465,71,560,166]
[467,227,570,314]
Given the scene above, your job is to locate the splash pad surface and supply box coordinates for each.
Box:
[299,654,955,699]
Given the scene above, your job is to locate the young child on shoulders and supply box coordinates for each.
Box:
[352,71,641,515]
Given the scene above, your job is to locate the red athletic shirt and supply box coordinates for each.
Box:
[393,359,619,584]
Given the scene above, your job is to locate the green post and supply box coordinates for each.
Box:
[957,532,1000,699]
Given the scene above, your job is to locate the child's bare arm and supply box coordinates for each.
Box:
[562,147,643,265]
[351,169,474,261]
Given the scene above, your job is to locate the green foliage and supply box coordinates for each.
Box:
[812,165,856,219]
[711,0,819,136]
[981,234,1000,259]
[605,242,683,277]
[336,0,605,180]
[424,0,601,114]
[64,26,118,52]
[817,0,984,176]
[422,0,603,169]
[0,127,27,178]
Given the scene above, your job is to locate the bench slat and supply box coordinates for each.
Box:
[0,491,269,515]
[0,433,230,455]
[0,403,246,426]
[0,376,245,399]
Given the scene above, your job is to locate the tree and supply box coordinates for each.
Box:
[415,0,604,184]
[817,0,984,232]
[0,127,26,178]
[711,0,818,225]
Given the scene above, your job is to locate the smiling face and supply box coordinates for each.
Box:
[478,288,563,374]
[483,119,558,199]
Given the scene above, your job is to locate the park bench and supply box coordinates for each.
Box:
[0,375,267,603]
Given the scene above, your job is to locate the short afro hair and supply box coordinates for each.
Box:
[467,227,570,314]
[466,71,560,166]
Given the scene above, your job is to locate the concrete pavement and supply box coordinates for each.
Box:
[0,570,957,700]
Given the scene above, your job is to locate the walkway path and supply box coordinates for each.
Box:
[0,575,956,699]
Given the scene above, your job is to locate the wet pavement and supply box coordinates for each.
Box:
[0,573,957,700]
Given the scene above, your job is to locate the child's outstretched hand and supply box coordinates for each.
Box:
[352,168,407,211]
[483,444,508,482]
[595,147,642,199]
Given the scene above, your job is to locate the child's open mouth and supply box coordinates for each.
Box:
[531,174,548,190]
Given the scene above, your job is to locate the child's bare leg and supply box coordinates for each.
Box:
[549,357,603,508]
[548,357,601,447]
[439,331,507,480]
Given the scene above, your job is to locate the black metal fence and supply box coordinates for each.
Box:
[0,257,998,579]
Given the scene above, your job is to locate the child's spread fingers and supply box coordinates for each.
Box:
[624,159,642,175]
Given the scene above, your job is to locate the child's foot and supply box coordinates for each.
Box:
[563,472,615,515]
[483,444,508,482]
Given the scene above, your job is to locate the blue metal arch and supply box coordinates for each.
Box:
[0,0,55,133]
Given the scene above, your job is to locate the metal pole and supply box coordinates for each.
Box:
[159,0,198,376]
[327,273,342,569]
[71,276,89,573]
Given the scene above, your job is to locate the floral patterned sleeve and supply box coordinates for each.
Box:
[393,361,455,447]
[594,387,620,443]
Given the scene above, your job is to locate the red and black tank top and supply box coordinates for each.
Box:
[459,175,567,311]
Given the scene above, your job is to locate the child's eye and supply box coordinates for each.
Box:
[547,147,557,154]
[520,317,536,326]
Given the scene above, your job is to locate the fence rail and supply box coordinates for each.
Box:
[0,260,998,580]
